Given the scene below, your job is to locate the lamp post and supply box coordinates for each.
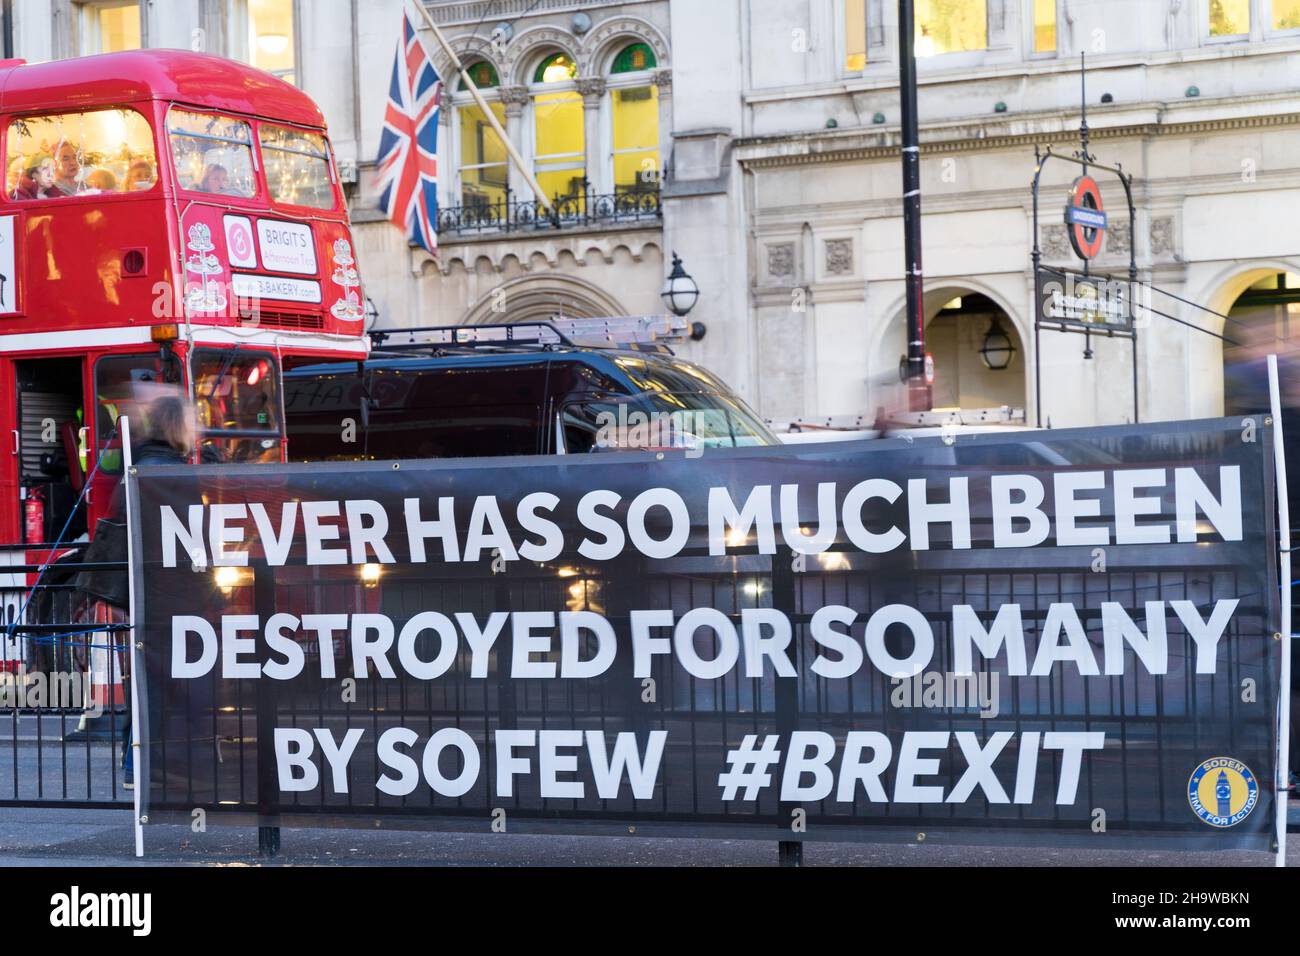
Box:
[898,0,929,411]
[662,252,704,338]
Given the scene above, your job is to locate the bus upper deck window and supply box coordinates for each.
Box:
[167,109,257,199]
[260,124,335,209]
[6,108,157,200]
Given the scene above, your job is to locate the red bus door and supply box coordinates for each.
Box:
[0,359,17,545]
[12,357,88,545]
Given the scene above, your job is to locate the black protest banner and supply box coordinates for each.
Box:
[128,417,1282,849]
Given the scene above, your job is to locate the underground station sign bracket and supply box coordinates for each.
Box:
[127,418,1283,851]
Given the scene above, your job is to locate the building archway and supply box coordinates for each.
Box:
[457,273,628,326]
[921,288,1026,413]
[1219,268,1300,416]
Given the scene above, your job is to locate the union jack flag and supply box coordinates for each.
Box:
[376,8,442,255]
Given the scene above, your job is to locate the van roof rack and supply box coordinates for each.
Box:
[369,315,689,356]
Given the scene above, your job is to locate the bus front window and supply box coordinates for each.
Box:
[192,348,282,463]
[167,109,257,198]
[260,124,335,209]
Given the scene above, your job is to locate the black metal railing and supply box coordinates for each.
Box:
[3,547,132,808]
[438,184,662,236]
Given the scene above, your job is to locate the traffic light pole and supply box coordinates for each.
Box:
[898,0,930,411]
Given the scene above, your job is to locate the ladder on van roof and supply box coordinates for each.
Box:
[369,315,691,354]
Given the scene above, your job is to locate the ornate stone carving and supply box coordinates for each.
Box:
[1106,219,1131,256]
[1150,216,1175,257]
[575,77,607,106]
[1040,224,1070,259]
[498,84,530,117]
[498,84,531,107]
[582,15,670,68]
[825,238,853,276]
[652,68,672,91]
[767,243,795,280]
[503,26,578,80]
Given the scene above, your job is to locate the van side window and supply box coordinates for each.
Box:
[366,364,544,459]
[281,364,364,462]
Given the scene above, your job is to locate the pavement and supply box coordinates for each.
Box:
[5,714,1299,866]
[0,804,1297,866]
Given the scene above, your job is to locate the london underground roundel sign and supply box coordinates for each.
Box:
[1065,175,1107,260]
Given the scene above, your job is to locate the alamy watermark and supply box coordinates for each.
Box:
[890,670,1000,718]
[0,665,101,715]
[595,406,709,458]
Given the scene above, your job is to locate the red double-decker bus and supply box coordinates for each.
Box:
[0,49,369,552]
[0,50,371,684]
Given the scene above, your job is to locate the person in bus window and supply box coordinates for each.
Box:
[197,163,235,195]
[12,154,57,200]
[85,169,117,193]
[53,139,82,195]
[124,160,155,191]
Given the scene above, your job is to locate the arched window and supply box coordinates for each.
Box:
[607,43,659,196]
[534,52,578,84]
[449,61,504,210]
[454,60,506,211]
[531,52,585,204]
[458,60,499,90]
[611,42,656,73]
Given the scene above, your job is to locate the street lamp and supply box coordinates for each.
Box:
[661,251,700,318]
[979,318,1016,370]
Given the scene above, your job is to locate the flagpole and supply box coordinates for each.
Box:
[407,0,555,214]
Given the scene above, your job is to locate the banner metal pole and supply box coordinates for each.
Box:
[121,415,143,859]
[1268,354,1290,867]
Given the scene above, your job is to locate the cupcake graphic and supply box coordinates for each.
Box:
[330,237,363,321]
[184,223,227,312]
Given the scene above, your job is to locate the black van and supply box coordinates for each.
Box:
[282,322,777,462]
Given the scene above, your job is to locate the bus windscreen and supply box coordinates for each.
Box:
[168,109,257,198]
[260,124,334,209]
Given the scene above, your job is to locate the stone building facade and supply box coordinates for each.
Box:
[7,0,1300,426]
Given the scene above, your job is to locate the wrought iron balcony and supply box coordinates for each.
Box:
[438,184,662,237]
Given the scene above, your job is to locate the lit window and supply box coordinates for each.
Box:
[1275,0,1300,29]
[167,109,257,198]
[249,0,296,84]
[458,101,508,209]
[532,53,584,203]
[534,52,578,84]
[915,0,987,56]
[456,61,507,209]
[610,44,659,195]
[77,1,141,54]
[260,124,335,209]
[845,0,867,70]
[6,108,157,200]
[1209,0,1250,35]
[1033,0,1056,52]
